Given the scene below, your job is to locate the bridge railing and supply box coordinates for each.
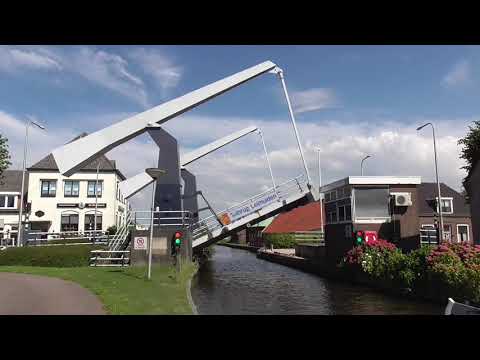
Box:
[131,210,194,228]
[25,230,110,246]
[191,174,308,240]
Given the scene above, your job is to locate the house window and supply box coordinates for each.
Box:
[457,224,469,243]
[87,181,103,197]
[345,204,352,221]
[338,206,345,222]
[326,210,337,224]
[0,195,16,209]
[439,198,453,214]
[64,181,80,197]
[41,180,57,197]
[354,187,390,220]
[84,214,102,231]
[61,214,78,232]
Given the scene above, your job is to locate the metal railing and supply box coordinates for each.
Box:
[25,230,111,246]
[294,231,325,246]
[191,174,309,241]
[90,250,130,267]
[420,228,439,245]
[108,212,132,251]
[131,210,194,228]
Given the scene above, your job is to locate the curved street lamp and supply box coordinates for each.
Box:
[361,155,372,176]
[417,122,443,243]
[18,118,46,247]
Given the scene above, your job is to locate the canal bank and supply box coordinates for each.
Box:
[191,245,443,314]
[256,248,446,305]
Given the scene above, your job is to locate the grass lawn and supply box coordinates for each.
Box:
[0,263,198,315]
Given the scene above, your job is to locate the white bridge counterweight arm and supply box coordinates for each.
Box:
[52,61,277,176]
[118,125,260,201]
[180,126,258,166]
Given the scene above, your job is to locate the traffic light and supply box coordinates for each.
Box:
[171,231,183,256]
[355,230,364,245]
[174,231,182,247]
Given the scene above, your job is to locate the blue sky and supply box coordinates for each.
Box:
[0,45,478,209]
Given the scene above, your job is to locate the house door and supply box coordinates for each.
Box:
[443,224,452,242]
[457,225,470,243]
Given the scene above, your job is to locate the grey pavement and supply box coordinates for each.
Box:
[0,272,106,315]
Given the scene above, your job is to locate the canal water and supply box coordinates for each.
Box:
[191,246,444,315]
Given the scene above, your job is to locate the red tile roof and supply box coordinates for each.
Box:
[263,201,324,234]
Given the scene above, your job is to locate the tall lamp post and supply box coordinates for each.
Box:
[18,118,46,247]
[315,147,324,234]
[361,155,372,176]
[417,122,443,243]
[145,168,166,280]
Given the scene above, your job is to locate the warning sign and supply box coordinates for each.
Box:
[134,237,147,250]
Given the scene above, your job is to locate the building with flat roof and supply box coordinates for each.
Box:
[320,176,473,262]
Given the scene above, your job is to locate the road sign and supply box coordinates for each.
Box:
[134,237,147,250]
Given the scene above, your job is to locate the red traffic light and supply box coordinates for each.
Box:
[174,232,183,239]
[356,231,363,237]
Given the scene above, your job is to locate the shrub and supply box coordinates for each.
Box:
[263,233,296,248]
[107,225,118,235]
[0,245,104,267]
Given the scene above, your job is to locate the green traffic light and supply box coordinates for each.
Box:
[356,237,362,244]
[175,238,181,246]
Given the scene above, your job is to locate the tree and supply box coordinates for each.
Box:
[458,120,480,191]
[0,134,12,178]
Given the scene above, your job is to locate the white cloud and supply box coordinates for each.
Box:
[290,88,337,113]
[1,108,473,213]
[0,46,182,108]
[442,59,471,88]
[128,48,182,92]
[64,47,150,108]
[0,46,61,72]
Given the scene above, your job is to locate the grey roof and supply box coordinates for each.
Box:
[418,182,471,217]
[27,133,126,180]
[0,170,28,193]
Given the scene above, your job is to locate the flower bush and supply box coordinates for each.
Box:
[341,240,480,304]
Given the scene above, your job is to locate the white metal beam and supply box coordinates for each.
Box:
[180,125,258,166]
[119,125,259,200]
[119,172,155,200]
[52,61,277,176]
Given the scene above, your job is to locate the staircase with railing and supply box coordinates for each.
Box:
[191,174,315,249]
[108,211,133,251]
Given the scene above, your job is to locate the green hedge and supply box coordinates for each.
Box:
[0,245,104,267]
[263,233,297,248]
[263,233,323,248]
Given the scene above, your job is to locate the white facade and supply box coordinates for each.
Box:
[27,170,128,233]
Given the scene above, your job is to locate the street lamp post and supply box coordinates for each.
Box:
[361,155,372,176]
[145,168,166,280]
[315,147,324,235]
[18,119,45,247]
[417,122,444,243]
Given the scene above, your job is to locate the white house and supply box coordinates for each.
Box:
[0,170,27,245]
[26,134,129,235]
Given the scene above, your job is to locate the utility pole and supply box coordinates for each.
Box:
[417,123,444,243]
[18,119,45,247]
[93,163,100,244]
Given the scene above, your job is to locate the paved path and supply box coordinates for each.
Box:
[0,273,106,315]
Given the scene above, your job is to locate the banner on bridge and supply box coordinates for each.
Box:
[221,192,279,225]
